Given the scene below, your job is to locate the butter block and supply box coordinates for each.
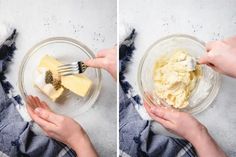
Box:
[34,68,64,101]
[38,55,92,97]
[61,75,92,97]
[40,84,64,102]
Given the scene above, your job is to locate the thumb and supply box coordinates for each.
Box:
[84,58,105,69]
[198,53,212,64]
[34,108,60,123]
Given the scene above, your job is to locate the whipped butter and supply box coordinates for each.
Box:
[153,50,202,108]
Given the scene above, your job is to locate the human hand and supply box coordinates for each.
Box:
[199,36,236,78]
[143,101,205,141]
[26,95,98,157]
[85,47,117,80]
[144,101,227,157]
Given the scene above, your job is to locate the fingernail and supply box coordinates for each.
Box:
[34,108,42,114]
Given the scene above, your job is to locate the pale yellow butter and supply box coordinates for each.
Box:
[38,55,92,98]
[153,50,202,108]
[34,67,64,102]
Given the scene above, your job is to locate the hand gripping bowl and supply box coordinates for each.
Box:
[18,37,102,117]
[138,34,221,114]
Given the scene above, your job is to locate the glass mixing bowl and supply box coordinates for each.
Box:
[138,34,221,114]
[18,37,102,117]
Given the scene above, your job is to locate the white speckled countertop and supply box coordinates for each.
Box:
[120,0,236,156]
[0,0,117,156]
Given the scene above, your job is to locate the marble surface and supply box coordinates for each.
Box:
[0,0,117,156]
[120,0,236,156]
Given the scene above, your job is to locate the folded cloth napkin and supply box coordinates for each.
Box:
[119,29,197,157]
[0,24,76,157]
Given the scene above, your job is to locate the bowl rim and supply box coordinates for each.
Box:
[18,37,102,113]
[137,34,221,115]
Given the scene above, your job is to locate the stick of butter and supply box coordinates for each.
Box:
[38,55,92,97]
[34,67,64,101]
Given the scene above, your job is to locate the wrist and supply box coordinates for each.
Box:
[70,133,97,157]
[67,130,88,150]
[187,124,227,157]
[186,124,208,144]
[187,125,209,146]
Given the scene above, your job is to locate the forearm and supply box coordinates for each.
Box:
[189,127,227,157]
[69,133,98,157]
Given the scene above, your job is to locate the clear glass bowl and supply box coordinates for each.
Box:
[18,37,102,117]
[138,34,221,114]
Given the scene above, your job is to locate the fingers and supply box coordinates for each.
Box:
[143,101,153,115]
[198,49,218,65]
[35,97,44,109]
[143,102,170,120]
[85,48,115,68]
[202,40,226,65]
[34,107,61,124]
[223,36,236,48]
[41,101,51,110]
[33,112,56,129]
[149,111,173,128]
[84,58,106,69]
[96,49,109,58]
[26,95,58,122]
[205,41,217,52]
[27,95,50,110]
[143,102,173,128]
[26,95,56,129]
[150,106,167,119]
[27,95,37,109]
[198,53,212,64]
[26,101,55,130]
[26,97,36,120]
[96,48,116,58]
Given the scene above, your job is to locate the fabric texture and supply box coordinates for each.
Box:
[119,29,197,157]
[0,26,76,157]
